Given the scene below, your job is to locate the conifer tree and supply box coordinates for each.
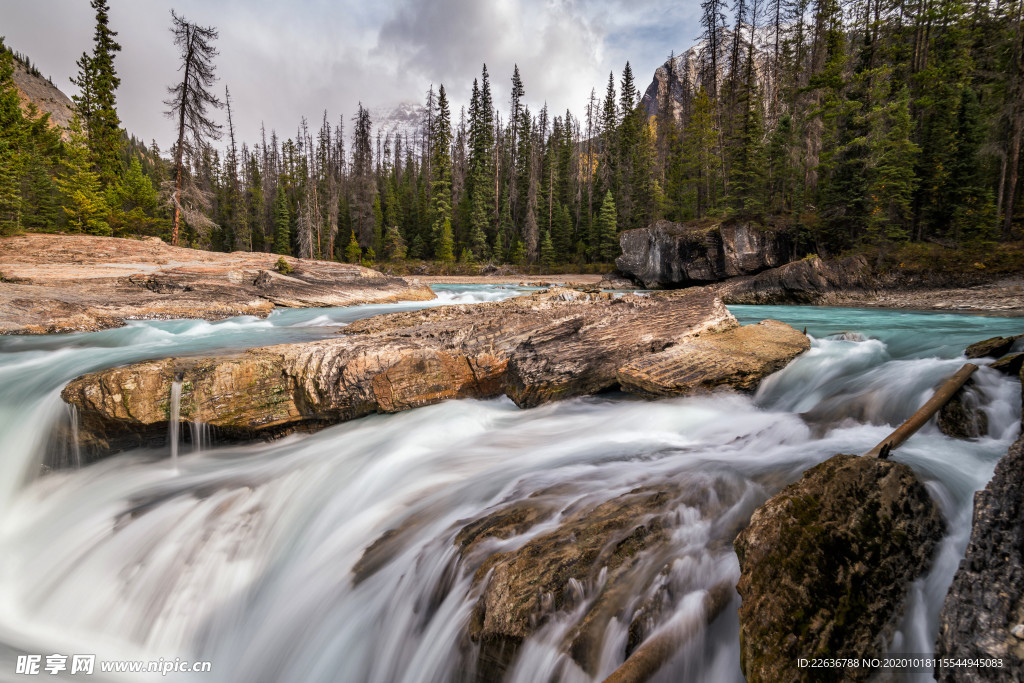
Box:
[344,229,361,263]
[57,118,111,236]
[0,44,24,235]
[71,0,122,189]
[272,186,291,255]
[595,191,619,261]
[430,85,454,259]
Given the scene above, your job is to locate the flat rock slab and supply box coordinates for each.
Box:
[734,454,945,683]
[0,234,434,334]
[936,433,1024,681]
[61,287,807,461]
[618,319,809,396]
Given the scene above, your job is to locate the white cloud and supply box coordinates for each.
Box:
[3,0,702,150]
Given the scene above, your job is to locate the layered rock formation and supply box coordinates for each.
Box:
[0,234,434,334]
[61,287,807,461]
[615,219,795,289]
[735,454,945,683]
[718,255,876,305]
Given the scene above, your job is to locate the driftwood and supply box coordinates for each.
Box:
[866,363,978,458]
[602,582,733,683]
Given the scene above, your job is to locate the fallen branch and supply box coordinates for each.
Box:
[602,582,733,683]
[866,363,978,458]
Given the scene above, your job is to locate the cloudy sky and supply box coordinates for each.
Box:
[3,0,702,151]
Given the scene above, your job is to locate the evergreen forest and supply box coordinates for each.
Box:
[2,0,1024,269]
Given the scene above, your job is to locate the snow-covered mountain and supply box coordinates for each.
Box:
[369,101,426,146]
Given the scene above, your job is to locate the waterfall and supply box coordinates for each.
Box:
[190,420,211,453]
[169,379,182,470]
[0,293,1019,683]
[68,403,81,469]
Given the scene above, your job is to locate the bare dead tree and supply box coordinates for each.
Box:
[163,9,222,246]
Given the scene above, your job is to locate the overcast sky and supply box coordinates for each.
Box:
[2,0,702,152]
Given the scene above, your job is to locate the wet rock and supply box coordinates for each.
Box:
[615,219,795,289]
[734,454,945,683]
[618,319,809,397]
[935,434,1024,681]
[965,334,1023,360]
[989,352,1023,377]
[719,255,876,305]
[937,382,989,439]
[65,287,808,460]
[0,234,434,334]
[461,486,682,678]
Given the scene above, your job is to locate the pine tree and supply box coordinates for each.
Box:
[57,118,110,236]
[430,85,454,259]
[436,217,455,262]
[595,191,619,261]
[344,229,361,263]
[382,224,407,260]
[71,0,122,188]
[0,43,24,235]
[539,229,555,270]
[272,186,291,255]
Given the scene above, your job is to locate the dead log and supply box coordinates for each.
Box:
[602,582,733,683]
[865,363,978,458]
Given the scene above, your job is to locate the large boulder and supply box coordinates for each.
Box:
[719,255,876,305]
[935,433,1024,681]
[615,219,795,289]
[735,454,945,683]
[62,287,809,462]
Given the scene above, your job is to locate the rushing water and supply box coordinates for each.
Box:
[0,290,1019,682]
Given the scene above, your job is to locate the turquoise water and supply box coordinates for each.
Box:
[0,293,1019,682]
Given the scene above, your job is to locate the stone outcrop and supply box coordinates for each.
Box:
[718,255,876,305]
[734,454,945,683]
[0,234,434,334]
[965,334,1023,359]
[615,219,795,289]
[61,287,807,461]
[618,319,809,397]
[936,433,1024,681]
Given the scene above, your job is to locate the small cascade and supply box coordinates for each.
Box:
[169,380,182,470]
[190,420,211,454]
[68,403,81,469]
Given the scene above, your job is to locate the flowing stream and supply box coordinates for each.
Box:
[0,287,1019,682]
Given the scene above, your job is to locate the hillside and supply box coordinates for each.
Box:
[11,58,75,137]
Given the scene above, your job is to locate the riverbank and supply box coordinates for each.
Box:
[0,234,434,334]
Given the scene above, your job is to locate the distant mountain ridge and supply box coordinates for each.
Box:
[641,27,774,121]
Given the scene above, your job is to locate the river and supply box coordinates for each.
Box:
[0,286,1019,682]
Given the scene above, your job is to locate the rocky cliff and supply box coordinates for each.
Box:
[615,219,795,289]
[61,287,809,462]
[11,58,76,138]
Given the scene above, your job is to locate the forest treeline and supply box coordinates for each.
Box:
[1,0,1023,267]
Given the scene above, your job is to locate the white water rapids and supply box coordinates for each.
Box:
[0,287,1019,682]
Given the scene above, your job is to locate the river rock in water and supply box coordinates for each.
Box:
[937,381,989,439]
[965,334,1023,359]
[734,454,945,683]
[935,433,1024,681]
[0,233,434,334]
[62,287,808,461]
[718,255,876,305]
